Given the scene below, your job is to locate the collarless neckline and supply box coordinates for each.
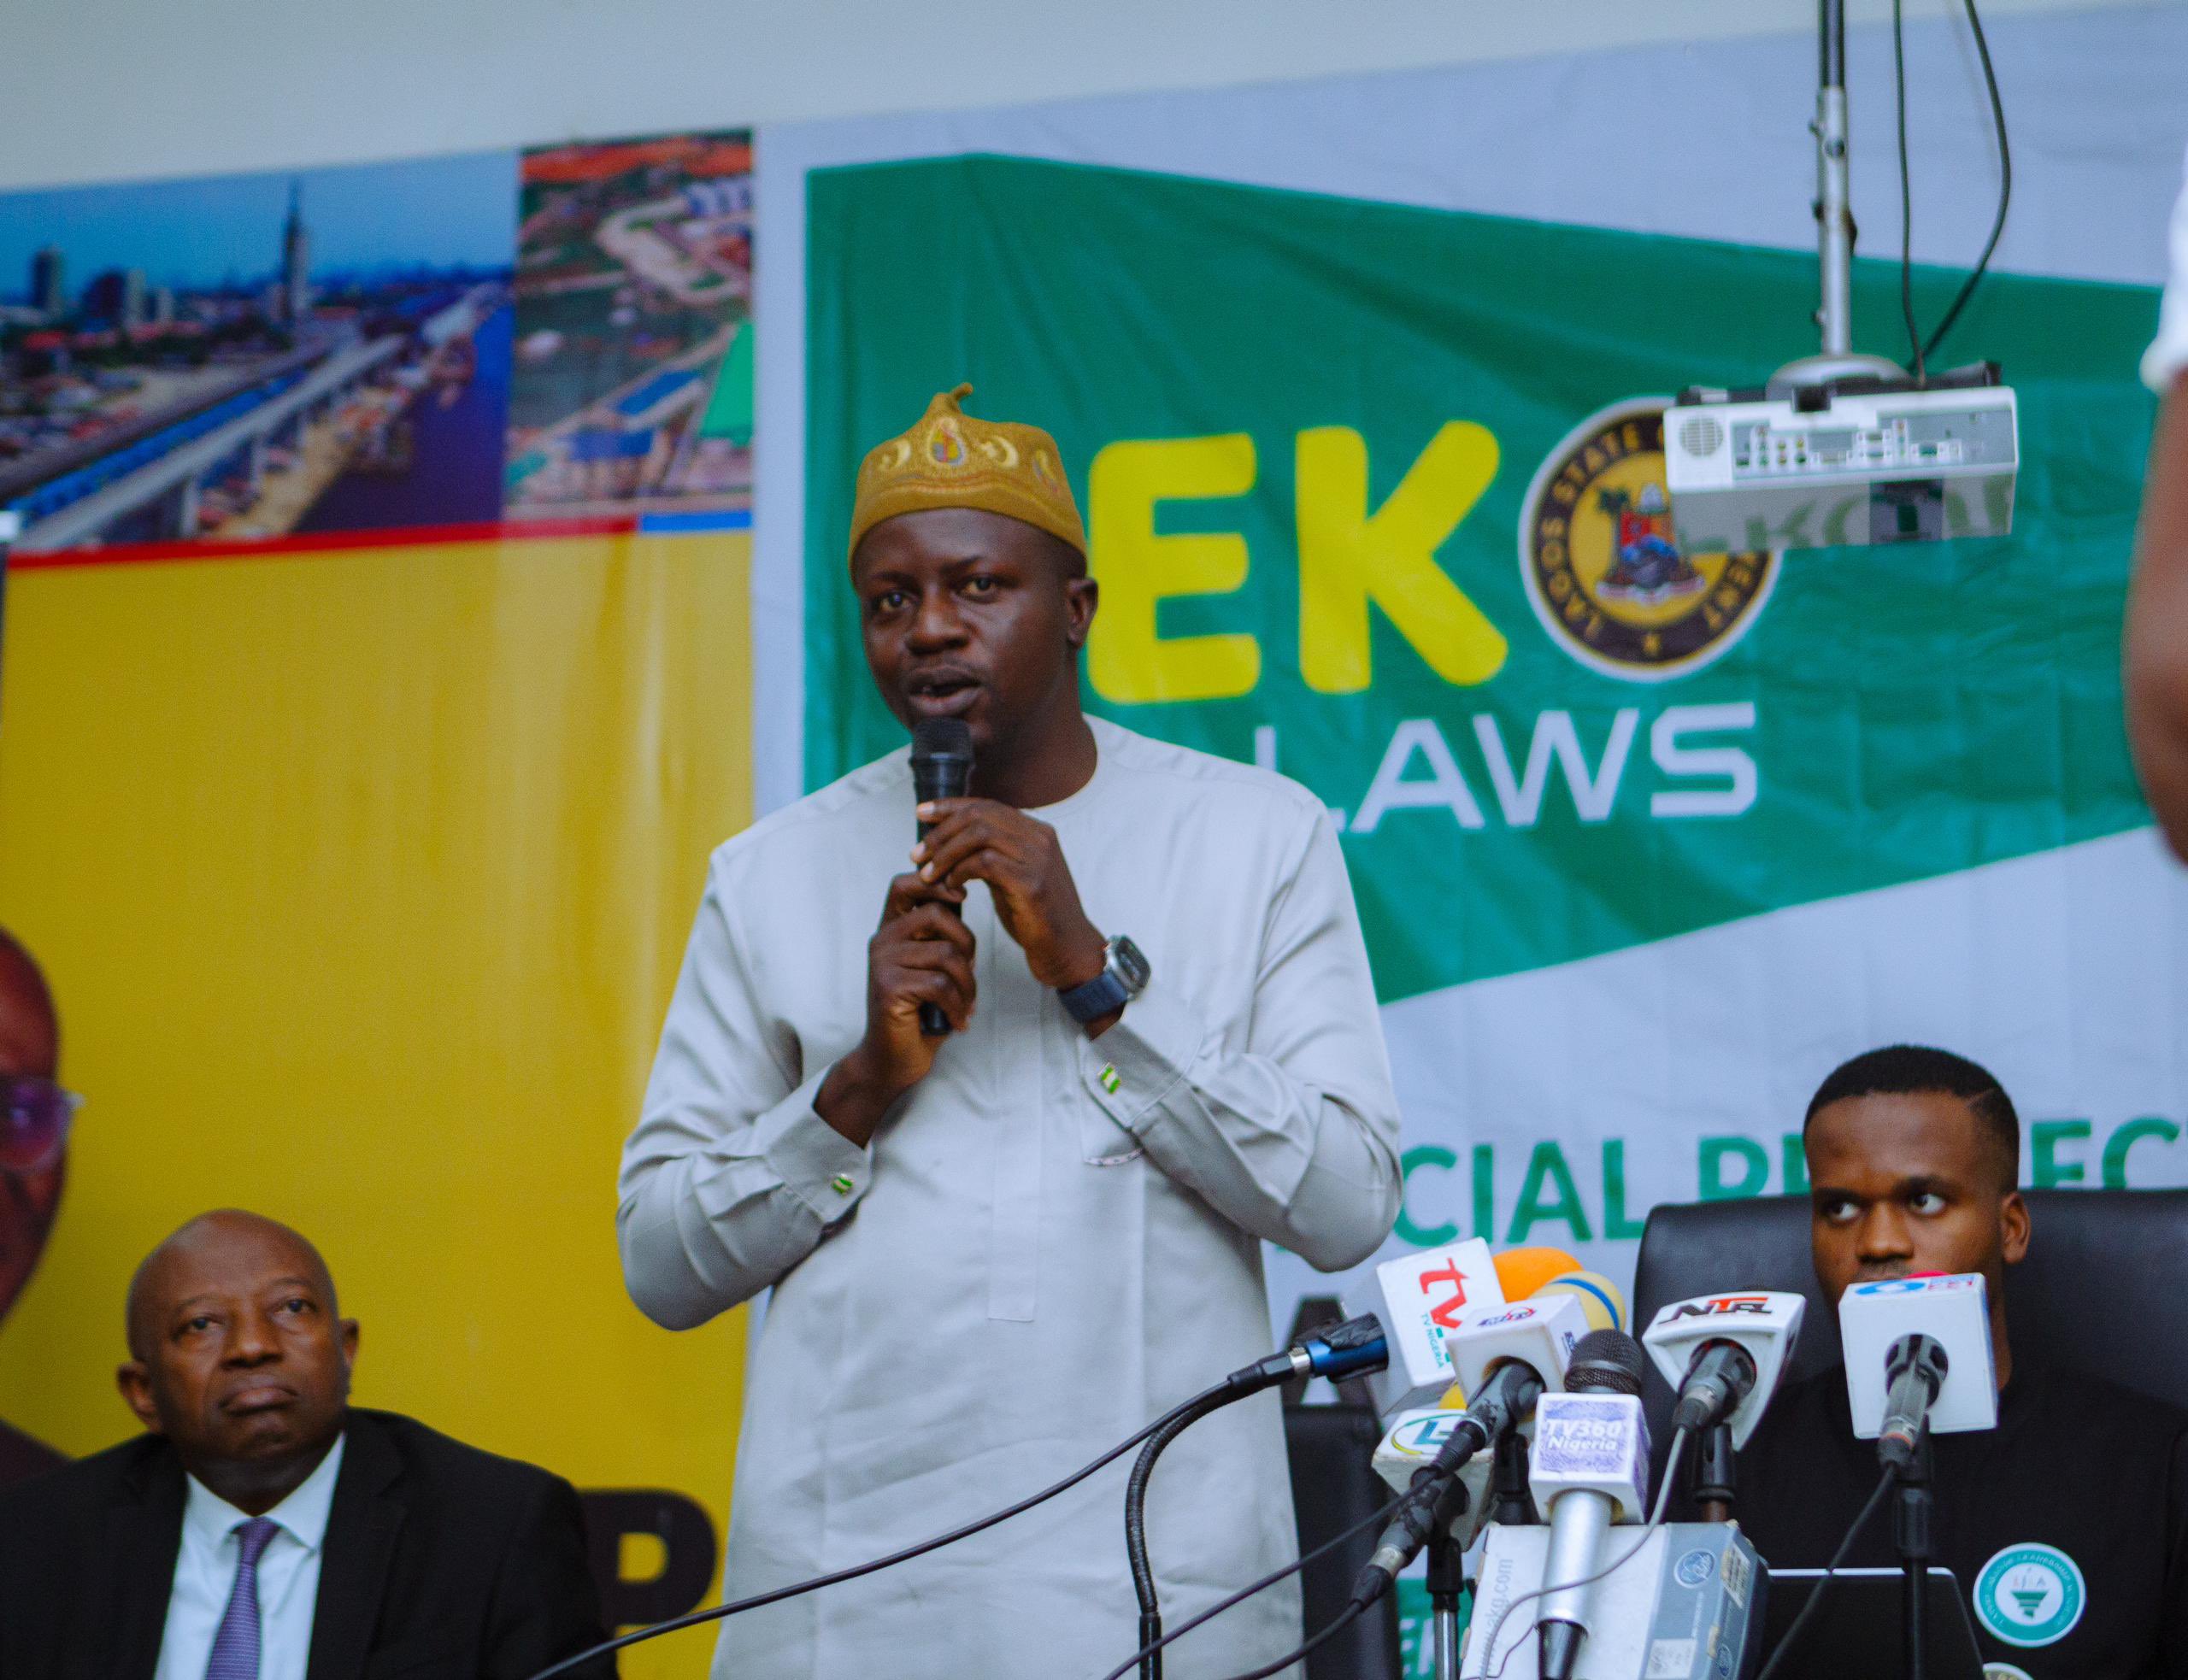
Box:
[1022,719,1111,821]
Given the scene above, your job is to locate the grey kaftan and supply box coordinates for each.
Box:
[618,719,1403,1678]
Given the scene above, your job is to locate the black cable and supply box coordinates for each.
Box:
[1920,0,2011,361]
[521,1383,1231,1680]
[1892,0,1926,385]
[1209,1601,1369,1680]
[1126,1389,1235,1680]
[1752,1466,1897,1680]
[1097,1488,1411,1680]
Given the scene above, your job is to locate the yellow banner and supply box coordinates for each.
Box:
[0,528,751,1678]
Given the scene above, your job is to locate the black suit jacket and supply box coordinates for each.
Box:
[0,1414,64,1489]
[0,1407,615,1680]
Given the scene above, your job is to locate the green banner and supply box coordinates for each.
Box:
[804,155,2156,1003]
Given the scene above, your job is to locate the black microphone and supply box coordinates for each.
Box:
[909,718,974,1037]
[1669,1340,1760,1435]
[1350,1359,1545,1605]
[1878,1333,1949,1471]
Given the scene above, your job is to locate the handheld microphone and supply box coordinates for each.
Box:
[1838,1272,1997,1449]
[909,717,973,1037]
[1642,1290,1806,1448]
[1531,1330,1651,1680]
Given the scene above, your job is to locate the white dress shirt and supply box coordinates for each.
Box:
[619,718,1403,1679]
[2144,139,2188,392]
[154,1433,345,1680]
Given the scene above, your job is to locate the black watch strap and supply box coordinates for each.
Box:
[1059,966,1131,1024]
[1060,935,1149,1025]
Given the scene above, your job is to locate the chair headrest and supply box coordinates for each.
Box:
[1633,1190,2188,1414]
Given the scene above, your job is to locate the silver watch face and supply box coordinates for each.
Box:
[1109,936,1150,993]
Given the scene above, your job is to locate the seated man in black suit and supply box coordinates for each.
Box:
[0,1208,615,1679]
[1724,1046,2188,1680]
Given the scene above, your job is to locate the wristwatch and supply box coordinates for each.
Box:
[1059,935,1150,1025]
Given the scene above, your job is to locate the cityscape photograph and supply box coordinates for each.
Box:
[505,131,753,523]
[0,152,516,552]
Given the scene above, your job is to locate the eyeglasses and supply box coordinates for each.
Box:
[1,1076,82,1174]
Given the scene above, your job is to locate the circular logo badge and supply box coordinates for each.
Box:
[1673,1548,1717,1588]
[1985,1665,2035,1680]
[1974,1543,2085,1648]
[1519,399,1777,682]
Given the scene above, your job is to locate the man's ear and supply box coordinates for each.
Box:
[115,1360,163,1434]
[1999,1190,2032,1266]
[1064,575,1098,648]
[339,1318,360,1370]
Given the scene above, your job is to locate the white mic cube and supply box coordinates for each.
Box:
[1373,1407,1498,1549]
[1344,1237,1507,1413]
[1462,1523,1765,1678]
[1838,1272,1998,1439]
[1529,1392,1650,1523]
[1641,1291,1806,1449]
[1446,1294,1589,1404]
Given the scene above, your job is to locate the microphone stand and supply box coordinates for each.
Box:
[1422,1481,1471,1680]
[1691,1421,1737,1525]
[1892,1430,1932,1680]
[1491,1431,1537,1527]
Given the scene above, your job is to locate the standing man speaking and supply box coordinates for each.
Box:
[618,386,1402,1676]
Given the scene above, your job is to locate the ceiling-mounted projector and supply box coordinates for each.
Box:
[1664,0,2016,555]
[1665,366,2016,552]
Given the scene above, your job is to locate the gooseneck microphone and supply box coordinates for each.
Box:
[1878,1332,1949,1471]
[1126,1317,1391,1679]
[909,717,974,1036]
[1537,1330,1651,1680]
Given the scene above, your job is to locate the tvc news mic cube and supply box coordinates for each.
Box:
[1344,1237,1507,1413]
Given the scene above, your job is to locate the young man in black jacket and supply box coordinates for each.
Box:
[1726,1047,2188,1680]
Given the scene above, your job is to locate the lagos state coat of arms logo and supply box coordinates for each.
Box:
[1520,399,1777,680]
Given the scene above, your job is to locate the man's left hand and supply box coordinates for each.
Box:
[913,798,1107,991]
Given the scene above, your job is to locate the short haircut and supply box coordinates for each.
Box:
[1804,1043,2020,1189]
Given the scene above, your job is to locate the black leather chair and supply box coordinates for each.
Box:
[1631,1189,2188,1457]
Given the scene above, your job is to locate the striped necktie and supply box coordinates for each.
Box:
[203,1516,281,1680]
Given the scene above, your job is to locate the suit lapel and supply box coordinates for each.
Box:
[105,1442,185,1680]
[305,1413,406,1680]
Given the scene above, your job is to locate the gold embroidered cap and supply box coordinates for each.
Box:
[848,384,1085,562]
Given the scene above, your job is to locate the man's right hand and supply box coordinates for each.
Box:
[815,873,976,1148]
